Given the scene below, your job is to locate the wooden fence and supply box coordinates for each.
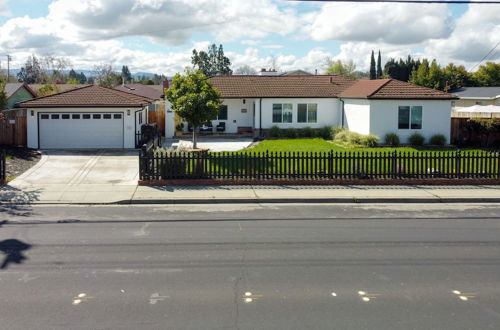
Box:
[148,106,165,135]
[139,150,500,181]
[0,109,27,147]
[0,149,5,183]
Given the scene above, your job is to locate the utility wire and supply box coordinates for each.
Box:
[468,40,500,72]
[288,0,500,4]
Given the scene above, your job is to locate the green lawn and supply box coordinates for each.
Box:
[239,138,487,154]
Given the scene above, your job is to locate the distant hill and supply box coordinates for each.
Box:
[6,69,158,79]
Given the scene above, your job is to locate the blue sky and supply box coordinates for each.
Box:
[0,0,498,75]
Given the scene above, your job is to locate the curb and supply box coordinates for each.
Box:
[3,197,500,205]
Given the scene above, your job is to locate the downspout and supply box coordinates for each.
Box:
[340,98,345,128]
[259,98,262,137]
[134,108,143,148]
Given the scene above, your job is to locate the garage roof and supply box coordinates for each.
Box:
[15,85,154,108]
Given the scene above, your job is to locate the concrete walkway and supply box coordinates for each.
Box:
[163,138,254,152]
[2,182,500,205]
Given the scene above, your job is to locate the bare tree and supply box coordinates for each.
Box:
[93,64,118,88]
[234,65,257,75]
[40,54,71,83]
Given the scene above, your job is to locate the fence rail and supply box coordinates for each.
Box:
[139,150,500,181]
[0,149,6,183]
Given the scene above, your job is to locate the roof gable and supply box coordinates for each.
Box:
[5,83,37,98]
[15,85,153,108]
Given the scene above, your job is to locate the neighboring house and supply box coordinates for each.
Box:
[4,83,37,109]
[28,84,87,97]
[169,75,455,142]
[114,83,165,111]
[449,87,500,110]
[16,85,152,149]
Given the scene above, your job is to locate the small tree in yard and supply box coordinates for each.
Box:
[166,69,222,149]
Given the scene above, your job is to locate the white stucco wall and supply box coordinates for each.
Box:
[258,98,340,129]
[216,99,255,133]
[164,100,176,138]
[452,98,498,110]
[26,107,146,149]
[343,99,371,135]
[369,99,452,144]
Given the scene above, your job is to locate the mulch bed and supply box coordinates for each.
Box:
[2,147,41,181]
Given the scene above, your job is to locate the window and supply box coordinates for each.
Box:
[62,114,70,119]
[83,114,91,119]
[103,114,112,119]
[272,103,292,123]
[476,101,484,105]
[297,104,317,123]
[113,114,122,119]
[139,112,143,124]
[72,114,80,119]
[217,105,228,120]
[41,114,49,119]
[93,114,101,119]
[51,114,59,119]
[398,106,422,129]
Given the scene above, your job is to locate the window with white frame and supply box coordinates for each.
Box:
[272,103,292,123]
[398,106,422,129]
[217,105,228,120]
[297,103,317,123]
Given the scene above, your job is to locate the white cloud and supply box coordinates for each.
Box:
[261,45,283,49]
[0,0,9,16]
[424,4,500,67]
[306,2,452,45]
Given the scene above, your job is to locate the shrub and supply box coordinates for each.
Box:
[361,134,379,147]
[408,133,425,146]
[349,132,363,145]
[284,128,298,138]
[330,126,344,140]
[384,133,400,146]
[269,125,281,138]
[302,126,315,138]
[334,130,350,143]
[317,126,332,139]
[429,134,446,146]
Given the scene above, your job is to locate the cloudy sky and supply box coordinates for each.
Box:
[0,0,498,75]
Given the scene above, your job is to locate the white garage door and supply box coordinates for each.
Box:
[39,112,124,149]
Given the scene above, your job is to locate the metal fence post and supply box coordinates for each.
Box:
[456,150,461,179]
[392,151,397,179]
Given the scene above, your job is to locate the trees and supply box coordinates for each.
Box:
[93,64,119,88]
[376,50,382,79]
[409,59,431,87]
[324,58,357,78]
[369,50,376,80]
[471,62,500,87]
[17,55,44,84]
[234,65,257,75]
[165,69,222,149]
[121,66,132,83]
[37,84,60,97]
[0,79,7,110]
[192,44,232,76]
[384,55,420,82]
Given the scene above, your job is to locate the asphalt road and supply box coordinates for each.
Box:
[1,203,500,329]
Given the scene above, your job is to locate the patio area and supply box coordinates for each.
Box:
[162,137,255,152]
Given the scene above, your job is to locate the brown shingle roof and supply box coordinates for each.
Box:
[114,84,164,100]
[209,75,357,98]
[340,79,457,99]
[16,85,153,108]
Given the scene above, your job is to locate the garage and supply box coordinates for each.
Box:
[39,112,124,149]
[16,85,153,150]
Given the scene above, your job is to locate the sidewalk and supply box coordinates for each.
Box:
[2,183,500,204]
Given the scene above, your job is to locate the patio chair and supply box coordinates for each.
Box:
[199,122,213,133]
[216,122,226,133]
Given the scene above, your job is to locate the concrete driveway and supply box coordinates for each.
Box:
[2,150,139,203]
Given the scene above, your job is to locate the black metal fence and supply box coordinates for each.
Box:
[135,124,161,149]
[139,150,500,181]
[0,149,6,182]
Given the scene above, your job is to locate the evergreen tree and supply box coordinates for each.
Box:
[121,65,132,83]
[376,50,382,79]
[192,43,232,76]
[409,59,430,87]
[472,62,500,86]
[369,50,376,80]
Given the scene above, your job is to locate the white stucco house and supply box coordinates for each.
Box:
[449,87,500,110]
[16,85,152,149]
[167,75,456,143]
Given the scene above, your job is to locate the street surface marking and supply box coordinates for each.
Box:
[452,290,475,301]
[150,293,169,304]
[72,293,93,305]
[243,291,262,303]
